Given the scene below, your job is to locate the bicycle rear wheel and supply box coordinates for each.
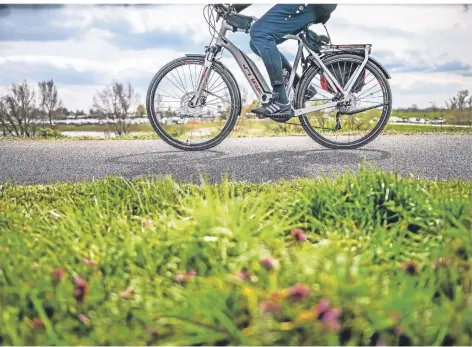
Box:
[146,56,241,151]
[295,54,392,149]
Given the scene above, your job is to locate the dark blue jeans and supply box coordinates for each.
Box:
[249,4,336,99]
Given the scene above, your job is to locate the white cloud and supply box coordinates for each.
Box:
[0,4,471,111]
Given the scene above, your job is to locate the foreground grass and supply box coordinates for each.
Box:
[1,167,471,345]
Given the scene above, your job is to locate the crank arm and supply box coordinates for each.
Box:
[338,103,386,115]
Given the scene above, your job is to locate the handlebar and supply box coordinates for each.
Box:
[214,3,230,12]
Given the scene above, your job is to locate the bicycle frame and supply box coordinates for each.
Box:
[193,16,373,117]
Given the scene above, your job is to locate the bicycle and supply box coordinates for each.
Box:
[146,4,392,151]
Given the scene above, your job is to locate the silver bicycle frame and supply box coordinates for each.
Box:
[194,16,373,117]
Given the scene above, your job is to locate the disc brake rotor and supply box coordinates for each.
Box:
[180,92,204,117]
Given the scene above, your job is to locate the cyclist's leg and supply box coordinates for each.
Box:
[250,4,317,105]
[249,40,296,82]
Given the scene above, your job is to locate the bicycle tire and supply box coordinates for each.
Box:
[295,54,392,150]
[146,56,241,151]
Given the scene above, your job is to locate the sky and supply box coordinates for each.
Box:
[0,4,471,111]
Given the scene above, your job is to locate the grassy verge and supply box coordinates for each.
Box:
[1,123,471,141]
[1,167,471,345]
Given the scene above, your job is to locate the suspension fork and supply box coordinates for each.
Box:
[190,49,216,107]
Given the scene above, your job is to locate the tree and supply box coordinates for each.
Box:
[0,80,39,137]
[93,81,139,136]
[38,80,61,128]
[446,90,469,125]
[136,104,146,117]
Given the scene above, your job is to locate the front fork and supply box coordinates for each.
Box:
[190,48,216,107]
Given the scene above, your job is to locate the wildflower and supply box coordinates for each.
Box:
[260,301,282,314]
[82,257,96,267]
[432,257,449,269]
[74,276,88,302]
[259,257,276,271]
[78,314,89,324]
[288,283,310,303]
[291,228,307,242]
[145,328,160,338]
[314,298,331,318]
[120,287,134,299]
[376,340,386,346]
[321,308,341,332]
[400,260,418,275]
[51,268,65,283]
[143,219,153,230]
[269,291,287,303]
[174,269,197,283]
[32,318,44,328]
[235,270,251,281]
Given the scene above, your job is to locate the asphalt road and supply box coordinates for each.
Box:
[0,135,471,185]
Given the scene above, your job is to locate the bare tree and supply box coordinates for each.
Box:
[0,80,39,137]
[468,95,472,128]
[446,90,469,110]
[38,80,62,128]
[446,90,469,125]
[93,81,139,136]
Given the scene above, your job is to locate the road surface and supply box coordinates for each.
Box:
[0,136,471,185]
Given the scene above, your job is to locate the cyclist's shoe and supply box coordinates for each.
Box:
[252,100,292,118]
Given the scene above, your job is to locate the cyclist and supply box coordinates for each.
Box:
[232,4,337,117]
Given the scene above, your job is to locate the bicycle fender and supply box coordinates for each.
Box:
[366,56,391,79]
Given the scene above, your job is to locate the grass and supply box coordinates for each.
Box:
[0,166,471,345]
[1,120,471,142]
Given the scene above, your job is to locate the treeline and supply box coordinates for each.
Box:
[1,80,472,138]
[0,79,143,137]
[393,90,472,126]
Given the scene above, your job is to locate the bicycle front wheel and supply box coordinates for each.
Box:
[295,54,392,149]
[146,56,241,151]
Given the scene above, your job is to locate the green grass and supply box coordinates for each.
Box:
[1,121,471,142]
[1,166,471,345]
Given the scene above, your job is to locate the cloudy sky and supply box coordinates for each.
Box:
[0,4,471,111]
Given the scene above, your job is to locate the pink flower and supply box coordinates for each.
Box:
[51,268,65,283]
[259,257,276,271]
[174,269,197,283]
[314,298,331,318]
[321,308,341,332]
[288,283,310,303]
[82,257,96,267]
[74,276,88,302]
[376,339,386,346]
[235,270,251,281]
[260,301,282,314]
[78,314,89,324]
[291,228,307,242]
